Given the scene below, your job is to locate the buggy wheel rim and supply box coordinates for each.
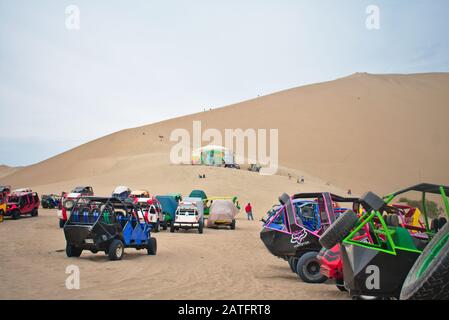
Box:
[116,245,123,258]
[305,260,320,277]
[417,232,449,278]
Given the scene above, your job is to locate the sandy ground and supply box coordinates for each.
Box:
[0,160,350,300]
[0,208,348,300]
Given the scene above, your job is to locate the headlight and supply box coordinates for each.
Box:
[64,200,74,210]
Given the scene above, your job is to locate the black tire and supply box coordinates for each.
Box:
[170,221,175,233]
[439,217,447,229]
[147,237,157,255]
[319,210,359,250]
[295,251,327,283]
[12,210,21,220]
[288,257,298,273]
[230,219,236,230]
[153,220,160,233]
[360,191,385,211]
[400,222,449,300]
[59,219,65,228]
[31,209,38,217]
[336,279,348,292]
[431,218,439,233]
[198,220,204,234]
[66,244,82,257]
[162,221,168,230]
[386,214,399,227]
[108,239,125,261]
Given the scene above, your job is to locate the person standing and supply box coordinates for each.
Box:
[245,203,254,220]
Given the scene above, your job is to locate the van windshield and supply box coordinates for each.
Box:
[179,209,196,215]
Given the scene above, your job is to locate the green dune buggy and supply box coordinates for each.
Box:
[319,183,449,299]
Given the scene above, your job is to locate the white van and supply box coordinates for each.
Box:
[171,197,204,234]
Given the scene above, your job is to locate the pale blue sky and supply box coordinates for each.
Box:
[1,0,449,165]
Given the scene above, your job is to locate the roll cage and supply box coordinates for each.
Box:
[265,193,357,236]
[343,184,449,255]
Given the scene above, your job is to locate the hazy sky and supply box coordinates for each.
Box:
[1,0,449,166]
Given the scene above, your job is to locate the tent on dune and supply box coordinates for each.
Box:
[191,145,234,166]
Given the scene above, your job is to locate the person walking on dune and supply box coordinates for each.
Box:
[245,203,254,221]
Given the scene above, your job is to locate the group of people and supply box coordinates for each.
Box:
[287,173,305,184]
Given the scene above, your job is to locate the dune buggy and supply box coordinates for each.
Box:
[58,186,94,228]
[319,183,449,299]
[0,185,11,198]
[5,191,40,219]
[0,193,6,223]
[318,203,426,292]
[63,196,157,260]
[260,192,356,283]
[41,194,61,209]
[136,197,163,232]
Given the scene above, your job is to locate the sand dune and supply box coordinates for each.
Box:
[1,73,448,299]
[2,73,449,194]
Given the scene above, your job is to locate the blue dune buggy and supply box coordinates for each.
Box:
[260,192,356,283]
[63,196,157,260]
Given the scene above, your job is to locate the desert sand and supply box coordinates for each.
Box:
[1,73,449,299]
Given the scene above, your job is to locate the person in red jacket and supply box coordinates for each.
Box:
[245,203,254,221]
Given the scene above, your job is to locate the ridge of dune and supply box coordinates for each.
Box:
[2,72,449,195]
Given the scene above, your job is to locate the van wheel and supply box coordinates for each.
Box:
[199,220,204,234]
[12,210,20,220]
[147,237,157,255]
[66,244,82,257]
[154,220,160,233]
[108,239,125,261]
[230,219,236,230]
[31,209,38,217]
[296,251,327,283]
[59,219,65,228]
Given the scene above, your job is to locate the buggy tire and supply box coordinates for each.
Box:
[230,219,236,230]
[386,214,399,227]
[147,237,157,255]
[162,221,168,230]
[170,221,175,233]
[439,217,447,229]
[59,219,65,228]
[296,251,327,283]
[42,203,48,209]
[108,239,125,261]
[336,279,348,292]
[288,257,298,273]
[360,191,385,211]
[400,222,449,300]
[12,210,20,220]
[31,209,38,217]
[319,210,358,250]
[66,244,82,257]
